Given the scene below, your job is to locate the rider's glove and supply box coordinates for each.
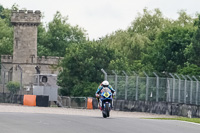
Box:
[95,94,100,98]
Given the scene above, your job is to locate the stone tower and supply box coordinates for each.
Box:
[1,10,62,93]
[11,10,40,64]
[11,10,41,86]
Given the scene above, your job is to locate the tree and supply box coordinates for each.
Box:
[184,15,200,66]
[0,17,13,56]
[128,8,170,41]
[38,11,87,57]
[0,4,18,26]
[0,5,4,18]
[0,4,19,57]
[37,23,51,56]
[174,10,194,27]
[58,41,128,96]
[177,62,200,76]
[101,8,171,72]
[144,25,194,73]
[101,30,152,73]
[103,30,150,60]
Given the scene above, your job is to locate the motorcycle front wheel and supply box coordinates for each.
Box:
[102,112,107,118]
[102,102,110,118]
[105,103,110,117]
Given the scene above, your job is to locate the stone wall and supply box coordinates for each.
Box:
[13,25,38,64]
[12,64,36,86]
[113,100,200,118]
[0,93,23,104]
[11,10,41,25]
[37,56,63,65]
[1,55,13,63]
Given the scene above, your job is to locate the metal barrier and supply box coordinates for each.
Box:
[60,96,87,109]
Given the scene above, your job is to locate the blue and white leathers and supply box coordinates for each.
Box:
[96,85,115,94]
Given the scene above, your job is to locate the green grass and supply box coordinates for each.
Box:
[50,105,58,107]
[149,117,200,124]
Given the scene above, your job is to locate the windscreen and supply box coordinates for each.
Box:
[101,87,111,93]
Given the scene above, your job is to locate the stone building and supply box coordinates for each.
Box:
[0,10,62,93]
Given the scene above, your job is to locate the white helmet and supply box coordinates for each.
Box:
[102,80,109,87]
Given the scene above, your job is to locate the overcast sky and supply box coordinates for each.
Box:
[1,0,200,40]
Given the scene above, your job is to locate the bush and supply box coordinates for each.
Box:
[6,81,20,94]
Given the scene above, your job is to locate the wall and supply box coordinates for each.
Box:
[37,56,63,65]
[11,10,41,24]
[0,93,23,104]
[113,100,200,118]
[1,55,13,63]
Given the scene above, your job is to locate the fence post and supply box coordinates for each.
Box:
[153,72,159,102]
[1,64,6,102]
[69,97,71,108]
[133,71,138,101]
[37,74,40,86]
[186,75,193,104]
[169,73,175,102]
[84,97,87,109]
[166,77,170,102]
[17,65,23,95]
[101,68,107,80]
[112,70,118,99]
[192,76,198,105]
[144,71,149,101]
[1,64,6,93]
[181,75,187,104]
[122,71,128,100]
[175,74,181,103]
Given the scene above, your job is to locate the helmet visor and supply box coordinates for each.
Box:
[103,85,108,87]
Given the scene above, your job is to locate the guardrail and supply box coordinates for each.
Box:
[60,96,87,109]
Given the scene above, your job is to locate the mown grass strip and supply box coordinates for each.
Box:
[148,117,200,124]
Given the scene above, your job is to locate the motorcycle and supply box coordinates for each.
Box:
[98,87,113,118]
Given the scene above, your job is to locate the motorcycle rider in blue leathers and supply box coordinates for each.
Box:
[95,80,115,109]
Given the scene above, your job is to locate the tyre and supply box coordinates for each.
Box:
[102,112,107,118]
[105,103,110,117]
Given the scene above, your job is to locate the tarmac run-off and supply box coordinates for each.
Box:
[0,103,176,118]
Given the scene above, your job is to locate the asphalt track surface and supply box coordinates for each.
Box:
[0,112,199,133]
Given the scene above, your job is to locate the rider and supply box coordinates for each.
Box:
[95,80,115,109]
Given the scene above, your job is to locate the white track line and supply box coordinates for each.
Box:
[178,120,200,126]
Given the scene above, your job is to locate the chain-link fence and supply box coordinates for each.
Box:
[103,69,200,106]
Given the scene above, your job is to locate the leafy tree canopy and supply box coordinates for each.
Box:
[38,11,87,57]
[58,41,129,96]
[144,25,194,73]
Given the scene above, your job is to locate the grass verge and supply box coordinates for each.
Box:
[149,117,200,124]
